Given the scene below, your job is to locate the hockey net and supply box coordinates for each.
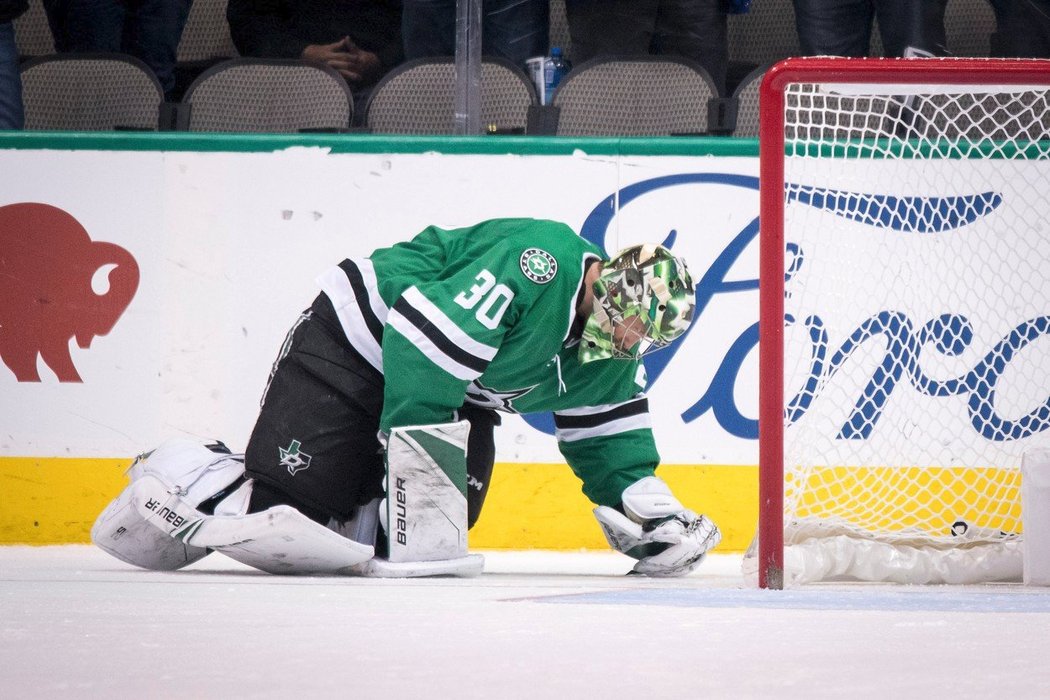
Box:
[752,58,1050,588]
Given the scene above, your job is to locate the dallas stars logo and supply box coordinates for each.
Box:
[520,248,557,284]
[279,439,312,476]
[466,380,538,411]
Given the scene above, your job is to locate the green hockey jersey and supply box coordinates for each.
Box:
[316,218,660,507]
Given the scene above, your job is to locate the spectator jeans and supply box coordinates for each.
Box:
[564,0,728,96]
[43,0,193,97]
[989,0,1050,58]
[0,22,21,129]
[792,0,948,57]
[402,0,550,68]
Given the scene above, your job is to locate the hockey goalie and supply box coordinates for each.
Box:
[92,218,721,577]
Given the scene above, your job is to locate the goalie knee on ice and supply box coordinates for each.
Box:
[124,437,249,512]
[91,437,249,571]
[98,464,376,576]
[92,430,484,578]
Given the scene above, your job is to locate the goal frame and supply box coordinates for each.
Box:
[757,56,1050,590]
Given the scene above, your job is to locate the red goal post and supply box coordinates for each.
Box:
[756,57,1050,589]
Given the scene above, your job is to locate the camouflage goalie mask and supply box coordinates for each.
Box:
[579,244,696,363]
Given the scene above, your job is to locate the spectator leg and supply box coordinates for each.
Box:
[563,0,659,64]
[990,0,1050,58]
[402,0,456,59]
[121,0,193,99]
[0,22,23,130]
[483,0,550,67]
[873,0,947,57]
[42,0,125,53]
[791,0,873,57]
[653,0,728,96]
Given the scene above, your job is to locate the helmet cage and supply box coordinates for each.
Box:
[579,244,696,363]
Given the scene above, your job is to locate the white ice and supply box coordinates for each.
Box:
[2,546,1049,700]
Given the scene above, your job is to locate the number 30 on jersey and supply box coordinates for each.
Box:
[454,270,515,330]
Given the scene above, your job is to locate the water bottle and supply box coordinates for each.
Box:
[543,47,571,104]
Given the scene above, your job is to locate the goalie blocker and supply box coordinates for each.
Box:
[594,476,721,577]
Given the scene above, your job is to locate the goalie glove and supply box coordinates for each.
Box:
[593,476,721,577]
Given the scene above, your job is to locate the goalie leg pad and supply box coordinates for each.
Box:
[190,506,376,575]
[348,553,484,578]
[382,420,472,564]
[91,479,210,571]
[131,474,374,575]
[91,437,246,571]
[127,437,247,508]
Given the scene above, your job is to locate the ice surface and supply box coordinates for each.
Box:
[2,546,1049,699]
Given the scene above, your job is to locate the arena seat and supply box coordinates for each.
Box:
[551,56,717,136]
[945,0,996,57]
[181,58,353,132]
[12,1,52,59]
[20,53,164,130]
[364,57,536,135]
[729,64,766,137]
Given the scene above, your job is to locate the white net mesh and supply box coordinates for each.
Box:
[779,72,1050,580]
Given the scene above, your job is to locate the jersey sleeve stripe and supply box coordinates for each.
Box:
[339,258,387,344]
[316,261,387,373]
[400,286,499,361]
[553,397,650,429]
[390,297,492,379]
[554,413,652,442]
[387,306,484,380]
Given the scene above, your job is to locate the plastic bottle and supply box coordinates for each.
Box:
[543,47,571,105]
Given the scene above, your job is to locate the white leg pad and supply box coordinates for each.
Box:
[131,474,375,575]
[190,507,377,575]
[383,420,472,563]
[91,477,210,571]
[128,437,247,507]
[91,437,247,571]
[348,554,485,578]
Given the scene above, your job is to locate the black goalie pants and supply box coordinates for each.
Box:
[244,294,499,527]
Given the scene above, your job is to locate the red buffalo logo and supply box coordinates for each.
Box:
[0,203,139,382]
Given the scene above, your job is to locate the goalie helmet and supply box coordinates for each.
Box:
[579,243,696,363]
